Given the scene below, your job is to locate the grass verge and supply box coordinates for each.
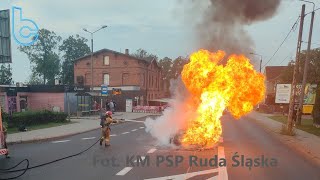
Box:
[7,121,75,134]
[269,116,320,137]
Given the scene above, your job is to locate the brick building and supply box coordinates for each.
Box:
[264,66,287,104]
[74,49,164,110]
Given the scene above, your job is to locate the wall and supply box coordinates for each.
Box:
[74,51,148,88]
[18,92,65,112]
[74,50,164,103]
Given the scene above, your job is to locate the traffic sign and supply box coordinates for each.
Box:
[101,85,108,96]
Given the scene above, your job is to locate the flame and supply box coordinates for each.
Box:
[181,49,265,147]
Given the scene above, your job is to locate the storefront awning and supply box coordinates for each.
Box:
[75,92,92,96]
[75,92,107,97]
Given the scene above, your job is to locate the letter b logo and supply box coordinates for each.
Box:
[12,6,39,46]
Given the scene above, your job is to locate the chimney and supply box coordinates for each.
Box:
[125,49,129,55]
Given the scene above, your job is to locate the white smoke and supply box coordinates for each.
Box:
[144,77,197,146]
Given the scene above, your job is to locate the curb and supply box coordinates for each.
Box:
[7,127,100,145]
[246,114,320,167]
[6,121,126,145]
[6,113,154,145]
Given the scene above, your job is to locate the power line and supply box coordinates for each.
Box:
[278,53,293,65]
[261,16,300,69]
[301,40,320,46]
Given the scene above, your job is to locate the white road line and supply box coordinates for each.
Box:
[122,132,130,135]
[81,137,96,140]
[147,148,157,154]
[218,146,228,180]
[110,134,117,137]
[206,177,218,180]
[139,126,145,129]
[51,140,70,144]
[116,156,146,176]
[116,167,133,176]
[144,169,219,180]
[131,129,138,132]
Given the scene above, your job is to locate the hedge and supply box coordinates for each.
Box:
[1,110,68,128]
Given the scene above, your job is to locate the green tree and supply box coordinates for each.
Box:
[25,72,43,85]
[0,64,13,85]
[171,56,188,79]
[59,35,90,85]
[19,29,61,85]
[281,48,320,83]
[279,60,295,83]
[158,57,173,92]
[131,48,158,62]
[281,48,320,125]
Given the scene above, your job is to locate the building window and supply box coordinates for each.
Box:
[151,76,153,88]
[140,73,145,87]
[85,73,91,85]
[122,73,130,85]
[104,56,110,65]
[103,74,110,85]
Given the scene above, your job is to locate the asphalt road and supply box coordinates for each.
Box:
[0,114,320,180]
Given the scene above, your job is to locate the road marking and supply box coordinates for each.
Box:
[116,156,146,176]
[139,126,145,129]
[206,177,218,180]
[122,132,130,135]
[52,140,70,144]
[218,146,228,180]
[82,137,96,140]
[147,148,157,154]
[116,167,133,176]
[110,134,117,137]
[131,129,138,132]
[144,169,218,180]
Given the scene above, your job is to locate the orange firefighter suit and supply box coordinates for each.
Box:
[100,115,117,146]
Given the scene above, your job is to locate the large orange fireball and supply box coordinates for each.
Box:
[181,49,265,147]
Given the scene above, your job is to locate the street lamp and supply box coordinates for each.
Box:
[249,52,263,73]
[83,25,108,91]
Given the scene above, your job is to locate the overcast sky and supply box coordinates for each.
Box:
[1,0,320,83]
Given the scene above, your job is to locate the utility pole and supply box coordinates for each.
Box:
[90,34,94,92]
[297,3,315,125]
[259,57,262,73]
[83,26,108,91]
[287,4,305,132]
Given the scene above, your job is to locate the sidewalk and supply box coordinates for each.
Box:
[247,111,320,166]
[7,112,158,144]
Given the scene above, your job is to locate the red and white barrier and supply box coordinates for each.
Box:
[133,106,163,113]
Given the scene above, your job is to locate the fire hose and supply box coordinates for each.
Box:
[0,138,100,180]
[0,118,126,179]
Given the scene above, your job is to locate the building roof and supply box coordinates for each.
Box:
[75,48,160,67]
[264,66,287,81]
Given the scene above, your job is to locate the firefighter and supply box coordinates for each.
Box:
[100,111,118,147]
[3,121,10,158]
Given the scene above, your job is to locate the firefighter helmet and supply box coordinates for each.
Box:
[106,111,113,116]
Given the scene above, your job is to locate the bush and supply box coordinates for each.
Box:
[5,110,67,128]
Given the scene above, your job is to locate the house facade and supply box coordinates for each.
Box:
[74,49,164,108]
